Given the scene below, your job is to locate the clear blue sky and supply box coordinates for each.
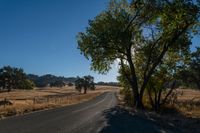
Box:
[0,0,118,82]
[0,0,199,82]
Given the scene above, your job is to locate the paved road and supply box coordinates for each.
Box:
[0,92,117,133]
[0,92,183,133]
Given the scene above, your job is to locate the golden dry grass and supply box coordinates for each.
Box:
[175,89,200,118]
[177,88,200,101]
[0,85,119,119]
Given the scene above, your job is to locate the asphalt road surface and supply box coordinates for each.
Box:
[0,91,183,133]
[0,92,117,133]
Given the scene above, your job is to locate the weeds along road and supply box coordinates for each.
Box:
[0,92,117,133]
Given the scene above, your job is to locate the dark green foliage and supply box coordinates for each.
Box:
[27,74,76,87]
[50,80,66,88]
[120,88,134,107]
[75,75,95,94]
[179,47,200,89]
[0,66,35,91]
[75,77,84,92]
[67,82,74,86]
[96,82,119,86]
[77,0,199,109]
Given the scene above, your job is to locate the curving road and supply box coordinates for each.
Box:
[0,92,117,133]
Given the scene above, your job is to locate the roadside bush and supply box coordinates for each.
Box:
[120,88,134,107]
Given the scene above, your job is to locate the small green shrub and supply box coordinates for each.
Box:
[120,88,134,106]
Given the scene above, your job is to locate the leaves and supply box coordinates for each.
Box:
[75,75,95,93]
[0,66,35,91]
[76,0,200,108]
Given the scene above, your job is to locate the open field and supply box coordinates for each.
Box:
[156,89,200,133]
[177,88,200,101]
[0,85,119,119]
[176,89,200,118]
[118,88,200,133]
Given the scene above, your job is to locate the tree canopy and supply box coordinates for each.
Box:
[179,47,200,89]
[0,66,35,91]
[75,75,95,94]
[77,0,200,108]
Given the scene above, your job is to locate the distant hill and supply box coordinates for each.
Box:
[27,74,77,87]
[27,74,119,88]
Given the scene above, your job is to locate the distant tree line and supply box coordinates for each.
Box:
[27,74,76,87]
[0,66,78,91]
[95,82,119,87]
[50,80,66,88]
[0,65,118,93]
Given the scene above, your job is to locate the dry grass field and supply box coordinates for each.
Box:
[156,89,200,133]
[176,89,200,118]
[0,85,119,119]
[118,88,200,133]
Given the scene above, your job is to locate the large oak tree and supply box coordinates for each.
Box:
[77,0,199,108]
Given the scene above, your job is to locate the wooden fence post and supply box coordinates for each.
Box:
[67,96,69,104]
[33,97,36,105]
[4,98,6,109]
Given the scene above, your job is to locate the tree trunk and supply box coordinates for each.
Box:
[147,87,155,108]
[83,87,87,94]
[193,77,200,90]
[126,45,145,109]
[136,97,144,109]
[126,50,142,108]
[130,81,140,107]
[197,82,200,90]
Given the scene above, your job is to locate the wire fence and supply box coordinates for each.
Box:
[0,93,99,109]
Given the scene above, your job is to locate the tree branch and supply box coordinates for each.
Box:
[161,80,176,105]
[139,22,193,97]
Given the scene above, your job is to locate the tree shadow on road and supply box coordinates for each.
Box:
[99,106,183,133]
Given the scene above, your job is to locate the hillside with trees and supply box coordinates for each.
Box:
[27,74,76,87]
[96,82,119,86]
[0,66,78,90]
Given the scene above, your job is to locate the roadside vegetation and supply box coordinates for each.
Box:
[77,0,200,111]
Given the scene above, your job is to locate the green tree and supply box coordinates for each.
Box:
[77,0,199,108]
[20,79,35,90]
[75,76,95,94]
[0,66,13,91]
[0,66,34,91]
[179,47,200,89]
[50,80,65,88]
[189,47,200,89]
[67,82,73,87]
[146,65,178,111]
